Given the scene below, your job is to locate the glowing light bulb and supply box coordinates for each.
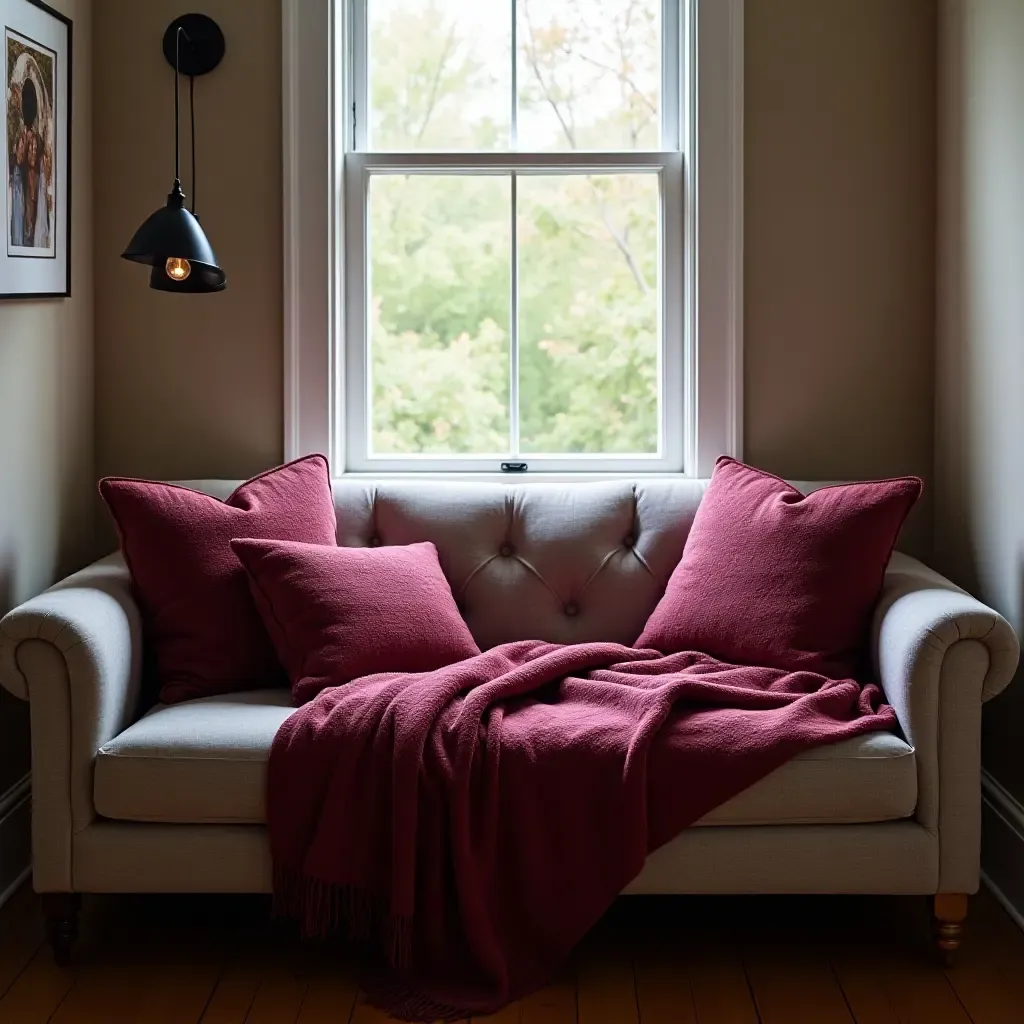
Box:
[165,257,192,282]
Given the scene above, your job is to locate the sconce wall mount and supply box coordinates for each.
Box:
[161,14,225,77]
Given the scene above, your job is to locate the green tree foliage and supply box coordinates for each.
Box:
[368,0,660,457]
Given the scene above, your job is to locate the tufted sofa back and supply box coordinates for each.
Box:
[185,477,832,649]
[330,479,710,649]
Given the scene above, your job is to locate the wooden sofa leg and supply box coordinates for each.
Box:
[42,893,81,967]
[932,893,968,966]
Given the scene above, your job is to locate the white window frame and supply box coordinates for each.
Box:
[283,0,743,478]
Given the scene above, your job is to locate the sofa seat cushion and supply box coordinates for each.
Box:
[95,690,294,825]
[94,690,918,827]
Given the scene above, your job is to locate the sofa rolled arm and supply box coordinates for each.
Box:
[0,553,142,891]
[872,551,1019,892]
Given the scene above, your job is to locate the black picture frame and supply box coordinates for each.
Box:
[1,0,71,299]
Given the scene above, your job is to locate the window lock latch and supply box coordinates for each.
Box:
[500,462,528,473]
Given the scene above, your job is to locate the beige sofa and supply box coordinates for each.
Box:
[0,478,1019,964]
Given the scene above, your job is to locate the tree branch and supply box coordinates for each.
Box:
[415,22,458,145]
[597,201,650,295]
[522,0,577,148]
[568,49,657,120]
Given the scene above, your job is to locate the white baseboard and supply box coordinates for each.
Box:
[981,769,1024,932]
[0,774,30,909]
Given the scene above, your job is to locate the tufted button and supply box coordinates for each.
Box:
[623,534,635,548]
[369,536,381,547]
[564,601,579,617]
[499,541,515,558]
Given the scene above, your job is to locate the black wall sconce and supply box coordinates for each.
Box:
[121,14,227,293]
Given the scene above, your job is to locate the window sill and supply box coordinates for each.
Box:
[333,470,701,484]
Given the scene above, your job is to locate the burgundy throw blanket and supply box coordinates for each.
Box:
[268,641,896,1020]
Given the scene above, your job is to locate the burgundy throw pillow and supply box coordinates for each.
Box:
[100,455,337,704]
[635,457,922,677]
[231,537,481,704]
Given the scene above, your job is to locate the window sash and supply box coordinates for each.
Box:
[341,152,686,473]
[349,0,683,155]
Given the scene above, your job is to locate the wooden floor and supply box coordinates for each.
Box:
[1,885,1023,1023]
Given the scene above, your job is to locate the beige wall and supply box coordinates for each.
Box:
[745,0,936,554]
[936,0,1024,797]
[0,0,93,863]
[93,0,282,482]
[92,1,936,549]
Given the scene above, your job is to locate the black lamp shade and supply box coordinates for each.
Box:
[121,181,226,293]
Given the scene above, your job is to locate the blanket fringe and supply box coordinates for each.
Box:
[273,863,412,968]
[362,976,479,1023]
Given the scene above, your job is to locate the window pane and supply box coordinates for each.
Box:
[517,0,661,151]
[369,0,511,150]
[517,173,660,454]
[369,174,511,455]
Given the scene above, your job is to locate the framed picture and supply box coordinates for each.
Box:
[1,0,70,298]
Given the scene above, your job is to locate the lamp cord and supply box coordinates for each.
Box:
[190,74,196,214]
[174,27,181,183]
[173,25,195,210]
